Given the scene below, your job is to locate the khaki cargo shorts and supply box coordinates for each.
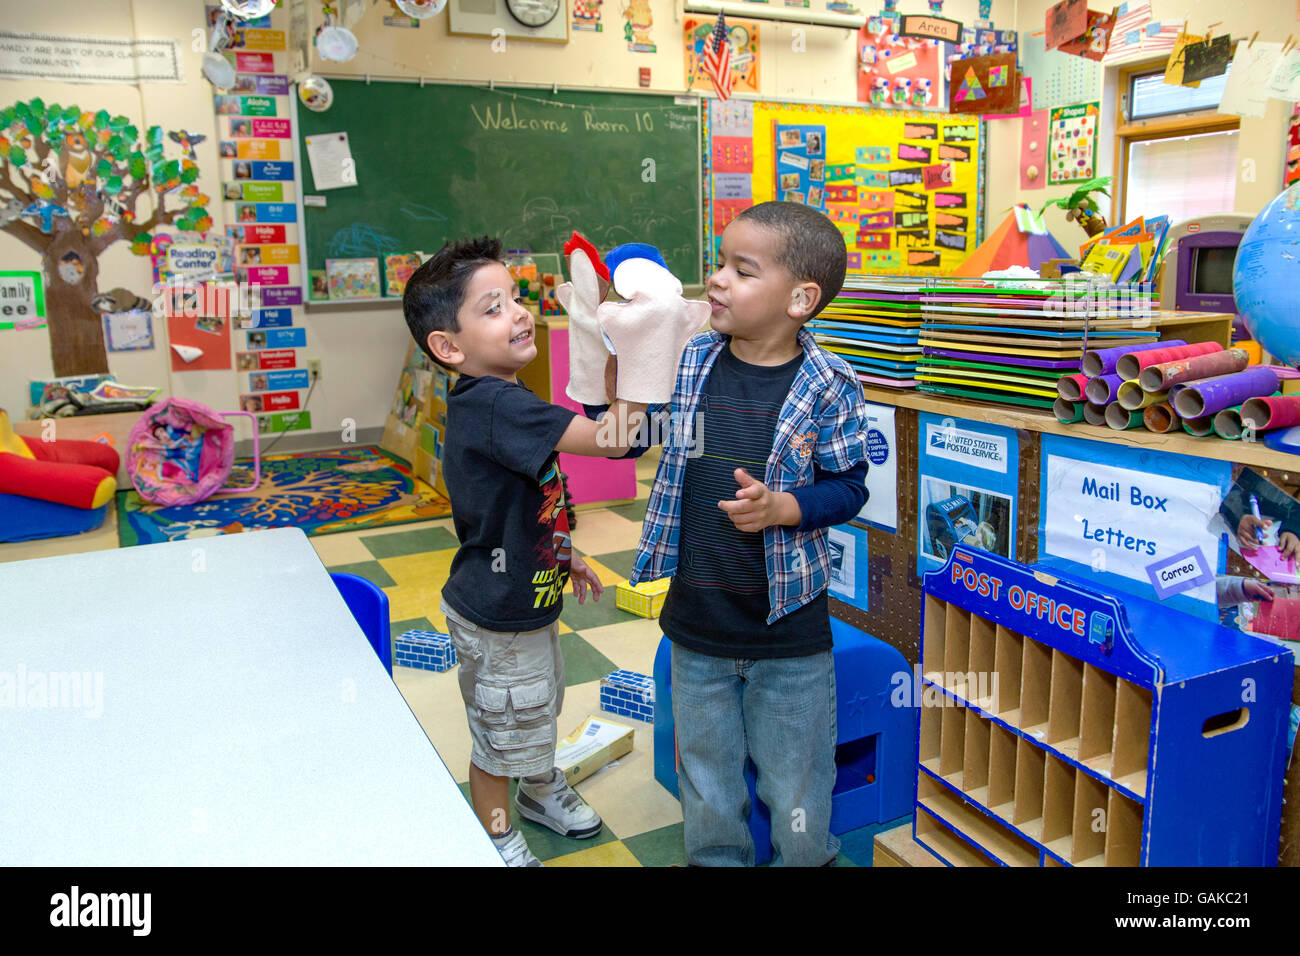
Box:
[441,598,565,779]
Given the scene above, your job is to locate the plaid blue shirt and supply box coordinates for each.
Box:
[631,327,869,624]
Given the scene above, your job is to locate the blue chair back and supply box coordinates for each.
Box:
[330,572,392,675]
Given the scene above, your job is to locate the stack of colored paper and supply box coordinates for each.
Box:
[914,278,1161,409]
[812,276,924,388]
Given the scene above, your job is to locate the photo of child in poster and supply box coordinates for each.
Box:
[1213,467,1300,644]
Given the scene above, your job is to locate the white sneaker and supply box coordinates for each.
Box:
[492,827,543,867]
[515,768,603,839]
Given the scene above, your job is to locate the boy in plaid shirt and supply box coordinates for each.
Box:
[630,202,869,865]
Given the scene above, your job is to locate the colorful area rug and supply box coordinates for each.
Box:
[117,446,452,546]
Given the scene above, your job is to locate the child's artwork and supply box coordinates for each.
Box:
[1164,31,1205,88]
[624,0,655,51]
[857,20,948,109]
[684,16,759,94]
[948,53,1020,114]
[384,252,423,297]
[1048,101,1099,184]
[1054,7,1117,61]
[1181,34,1233,84]
[326,258,381,300]
[773,123,827,211]
[572,0,601,32]
[1044,0,1087,51]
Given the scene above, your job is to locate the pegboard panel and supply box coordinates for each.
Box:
[1015,429,1041,565]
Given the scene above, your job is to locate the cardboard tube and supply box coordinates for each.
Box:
[1083,402,1108,426]
[1105,403,1145,430]
[1082,339,1185,378]
[1212,406,1245,440]
[1241,395,1300,432]
[1054,398,1085,423]
[1137,347,1250,392]
[1115,341,1223,381]
[1171,367,1280,419]
[1057,373,1089,401]
[1143,402,1180,433]
[1182,414,1214,436]
[1084,373,1125,404]
[1117,380,1168,411]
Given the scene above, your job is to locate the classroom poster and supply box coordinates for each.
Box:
[774,124,826,209]
[827,523,871,612]
[1020,30,1101,110]
[1048,101,1098,184]
[857,402,898,532]
[917,413,1018,576]
[721,101,983,276]
[684,16,759,94]
[857,20,948,110]
[1038,435,1230,620]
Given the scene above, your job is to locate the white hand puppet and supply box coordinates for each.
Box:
[555,233,612,406]
[597,246,710,405]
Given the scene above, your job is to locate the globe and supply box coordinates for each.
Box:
[1235,182,1300,366]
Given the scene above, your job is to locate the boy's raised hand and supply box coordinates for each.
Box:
[717,468,801,533]
[556,243,612,406]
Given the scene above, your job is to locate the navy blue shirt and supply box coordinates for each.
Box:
[660,345,867,659]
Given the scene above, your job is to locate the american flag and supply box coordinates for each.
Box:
[1140,21,1180,55]
[1101,1,1151,62]
[702,12,733,101]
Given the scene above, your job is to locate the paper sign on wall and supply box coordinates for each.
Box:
[917,413,1019,575]
[1038,435,1230,619]
[857,402,897,532]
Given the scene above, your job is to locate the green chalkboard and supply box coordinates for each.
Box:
[296,80,703,289]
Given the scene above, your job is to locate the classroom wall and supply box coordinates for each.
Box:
[7,1,1289,440]
[1011,0,1300,242]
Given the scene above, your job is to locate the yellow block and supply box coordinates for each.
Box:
[616,578,670,618]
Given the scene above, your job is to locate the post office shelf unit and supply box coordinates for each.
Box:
[914,548,1293,867]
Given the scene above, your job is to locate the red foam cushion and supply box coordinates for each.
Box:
[0,451,113,509]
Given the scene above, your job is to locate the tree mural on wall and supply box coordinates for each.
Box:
[0,98,212,376]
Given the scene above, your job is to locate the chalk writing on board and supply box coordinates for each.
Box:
[401,203,449,222]
[328,223,403,258]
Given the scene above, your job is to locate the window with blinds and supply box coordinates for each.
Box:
[1124,129,1239,223]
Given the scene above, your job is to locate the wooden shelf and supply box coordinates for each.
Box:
[857,384,1300,471]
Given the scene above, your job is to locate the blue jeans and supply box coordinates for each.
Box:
[671,643,839,866]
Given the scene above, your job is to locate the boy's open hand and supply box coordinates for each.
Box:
[717,468,800,533]
[569,554,604,605]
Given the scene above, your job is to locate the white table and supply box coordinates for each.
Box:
[0,527,502,866]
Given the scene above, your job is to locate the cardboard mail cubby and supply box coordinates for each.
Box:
[915,547,1294,866]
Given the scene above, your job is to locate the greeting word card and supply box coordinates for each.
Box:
[1048,101,1099,184]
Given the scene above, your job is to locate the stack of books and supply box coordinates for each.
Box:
[811,276,924,388]
[913,278,1160,409]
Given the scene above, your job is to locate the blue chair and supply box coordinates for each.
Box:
[653,617,916,864]
[330,572,393,675]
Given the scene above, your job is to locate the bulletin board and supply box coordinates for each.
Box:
[705,100,984,276]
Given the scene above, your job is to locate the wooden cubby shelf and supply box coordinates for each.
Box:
[914,549,1294,867]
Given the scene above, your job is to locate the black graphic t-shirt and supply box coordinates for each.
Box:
[440,374,577,631]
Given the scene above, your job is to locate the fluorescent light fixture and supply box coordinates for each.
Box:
[682,0,866,29]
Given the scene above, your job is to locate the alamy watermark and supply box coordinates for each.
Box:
[1,665,103,718]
